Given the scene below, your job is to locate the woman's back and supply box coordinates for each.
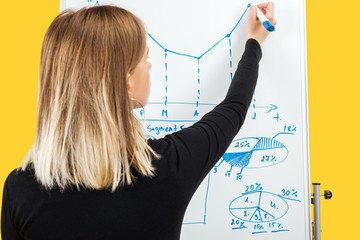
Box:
[2,38,262,239]
[3,149,187,239]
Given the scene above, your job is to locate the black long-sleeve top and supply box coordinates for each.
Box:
[1,38,262,240]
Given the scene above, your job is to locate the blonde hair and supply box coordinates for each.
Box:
[17,5,160,192]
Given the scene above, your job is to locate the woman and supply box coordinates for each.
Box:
[1,3,276,239]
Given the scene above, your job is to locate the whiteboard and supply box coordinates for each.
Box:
[60,0,311,239]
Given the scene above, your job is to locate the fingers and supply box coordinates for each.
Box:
[257,2,274,19]
[260,8,266,16]
[248,6,258,23]
[265,2,274,20]
[257,2,272,9]
[256,2,276,25]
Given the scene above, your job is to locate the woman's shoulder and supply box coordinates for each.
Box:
[4,164,39,195]
[5,165,35,184]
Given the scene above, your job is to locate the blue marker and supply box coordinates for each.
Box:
[253,5,275,32]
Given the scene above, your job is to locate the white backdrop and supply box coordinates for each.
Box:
[61,1,311,239]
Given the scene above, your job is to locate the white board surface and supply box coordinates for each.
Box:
[60,1,311,239]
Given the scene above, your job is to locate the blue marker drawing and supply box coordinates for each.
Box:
[146,4,251,112]
[214,136,289,179]
[88,0,99,5]
[228,37,233,80]
[164,50,169,112]
[229,191,289,223]
[251,103,278,113]
[272,131,295,139]
[144,102,278,121]
[252,231,268,234]
[147,102,216,106]
[193,59,201,117]
[273,113,281,122]
[147,4,250,61]
[272,229,290,233]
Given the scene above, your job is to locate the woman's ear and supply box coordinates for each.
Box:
[127,73,134,98]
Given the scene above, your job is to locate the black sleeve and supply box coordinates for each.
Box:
[162,38,262,200]
[1,176,23,240]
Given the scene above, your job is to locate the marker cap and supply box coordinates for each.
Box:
[263,21,275,32]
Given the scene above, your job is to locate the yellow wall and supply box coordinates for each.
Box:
[307,0,360,239]
[1,1,359,239]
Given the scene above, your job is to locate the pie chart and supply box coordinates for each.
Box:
[229,191,289,223]
[223,137,288,169]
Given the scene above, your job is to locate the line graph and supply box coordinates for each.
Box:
[147,3,250,60]
[146,3,251,117]
[88,1,282,124]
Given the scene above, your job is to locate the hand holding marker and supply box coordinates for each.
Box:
[253,3,275,32]
[247,2,277,45]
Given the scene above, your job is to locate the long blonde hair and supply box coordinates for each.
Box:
[18,5,160,192]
